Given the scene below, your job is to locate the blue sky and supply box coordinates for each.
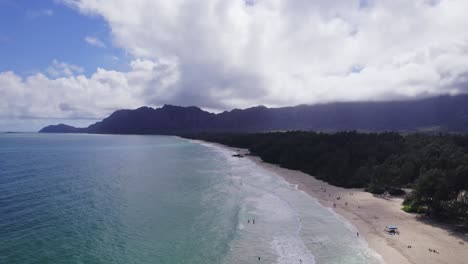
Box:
[0,0,128,77]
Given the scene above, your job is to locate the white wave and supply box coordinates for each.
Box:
[272,236,316,264]
[198,141,385,264]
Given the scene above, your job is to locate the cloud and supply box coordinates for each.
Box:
[25,9,54,19]
[0,59,179,119]
[2,0,468,122]
[46,60,84,78]
[57,0,468,110]
[85,36,106,48]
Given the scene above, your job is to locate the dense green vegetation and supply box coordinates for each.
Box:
[184,131,468,224]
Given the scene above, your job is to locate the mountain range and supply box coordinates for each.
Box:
[40,94,468,134]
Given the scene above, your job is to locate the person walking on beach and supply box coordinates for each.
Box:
[253,219,255,224]
[357,232,359,237]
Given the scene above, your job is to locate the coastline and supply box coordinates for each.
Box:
[199,140,468,264]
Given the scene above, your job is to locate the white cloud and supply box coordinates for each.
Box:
[0,59,179,119]
[46,60,84,78]
[3,0,468,123]
[85,36,106,48]
[58,0,468,110]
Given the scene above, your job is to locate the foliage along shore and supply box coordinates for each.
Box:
[183,131,468,225]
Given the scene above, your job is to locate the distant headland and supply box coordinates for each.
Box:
[40,94,468,134]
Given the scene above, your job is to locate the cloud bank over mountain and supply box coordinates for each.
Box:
[2,0,468,121]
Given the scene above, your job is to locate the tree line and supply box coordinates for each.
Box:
[183,131,468,224]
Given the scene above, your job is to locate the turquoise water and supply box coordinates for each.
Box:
[0,134,383,264]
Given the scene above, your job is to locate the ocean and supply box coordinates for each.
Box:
[0,133,383,264]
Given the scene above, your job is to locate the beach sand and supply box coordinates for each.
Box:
[217,143,468,264]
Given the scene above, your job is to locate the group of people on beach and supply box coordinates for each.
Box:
[323,188,359,210]
[320,188,364,241]
[325,190,353,209]
[405,245,440,255]
[316,187,453,261]
[247,219,255,224]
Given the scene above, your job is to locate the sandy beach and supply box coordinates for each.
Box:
[218,143,468,264]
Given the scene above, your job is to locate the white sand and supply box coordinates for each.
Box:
[215,143,468,264]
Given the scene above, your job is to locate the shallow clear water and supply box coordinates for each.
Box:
[0,134,383,264]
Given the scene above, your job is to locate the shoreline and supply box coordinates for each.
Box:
[199,140,468,264]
